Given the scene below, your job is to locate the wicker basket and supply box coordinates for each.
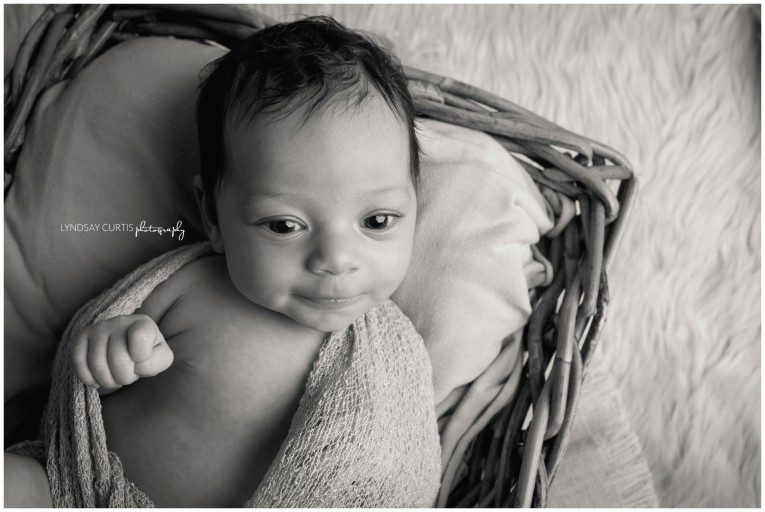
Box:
[4,5,637,508]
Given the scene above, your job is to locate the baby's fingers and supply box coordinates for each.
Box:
[87,333,119,389]
[107,333,140,386]
[126,316,162,363]
[71,333,99,388]
[133,341,174,378]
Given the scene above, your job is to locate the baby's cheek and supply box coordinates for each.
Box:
[225,253,277,304]
[371,243,413,298]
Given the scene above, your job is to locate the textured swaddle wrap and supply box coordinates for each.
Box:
[8,241,442,507]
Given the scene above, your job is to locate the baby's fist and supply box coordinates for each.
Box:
[71,314,173,393]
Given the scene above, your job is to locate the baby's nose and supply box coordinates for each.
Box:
[307,232,360,276]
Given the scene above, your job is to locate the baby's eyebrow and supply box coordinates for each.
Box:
[239,191,296,204]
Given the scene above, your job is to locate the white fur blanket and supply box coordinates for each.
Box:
[255,4,761,507]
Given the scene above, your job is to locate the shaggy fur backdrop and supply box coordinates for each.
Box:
[253,4,761,507]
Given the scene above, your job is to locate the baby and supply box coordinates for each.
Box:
[6,16,440,508]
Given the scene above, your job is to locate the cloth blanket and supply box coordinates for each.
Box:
[7,241,442,508]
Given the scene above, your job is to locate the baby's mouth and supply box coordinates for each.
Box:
[296,295,361,307]
[312,297,353,304]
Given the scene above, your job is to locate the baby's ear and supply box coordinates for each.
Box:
[192,174,224,254]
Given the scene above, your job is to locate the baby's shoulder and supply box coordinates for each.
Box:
[162,251,228,295]
[139,252,255,319]
[151,253,325,365]
[134,252,224,324]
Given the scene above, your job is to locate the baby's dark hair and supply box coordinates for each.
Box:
[196,15,420,209]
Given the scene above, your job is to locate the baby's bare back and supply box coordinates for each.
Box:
[100,254,326,507]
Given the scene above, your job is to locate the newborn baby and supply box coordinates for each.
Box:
[7,16,440,508]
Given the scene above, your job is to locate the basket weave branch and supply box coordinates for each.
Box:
[3,4,637,508]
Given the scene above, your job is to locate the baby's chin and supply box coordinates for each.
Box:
[284,295,381,334]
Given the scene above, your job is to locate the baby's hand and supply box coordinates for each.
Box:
[71,314,173,394]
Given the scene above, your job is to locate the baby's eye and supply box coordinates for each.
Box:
[363,214,397,230]
[261,219,304,235]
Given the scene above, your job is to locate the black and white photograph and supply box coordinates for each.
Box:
[3,2,761,508]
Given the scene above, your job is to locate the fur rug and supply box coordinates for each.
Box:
[255,4,762,507]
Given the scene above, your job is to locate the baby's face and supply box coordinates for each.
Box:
[212,95,416,333]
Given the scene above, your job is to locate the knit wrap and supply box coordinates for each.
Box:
[8,241,442,508]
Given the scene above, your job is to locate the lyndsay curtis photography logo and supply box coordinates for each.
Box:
[59,220,186,241]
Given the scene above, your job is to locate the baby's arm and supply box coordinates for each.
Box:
[4,452,52,507]
[71,279,178,394]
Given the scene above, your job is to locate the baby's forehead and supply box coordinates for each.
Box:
[224,100,408,159]
[219,88,414,191]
